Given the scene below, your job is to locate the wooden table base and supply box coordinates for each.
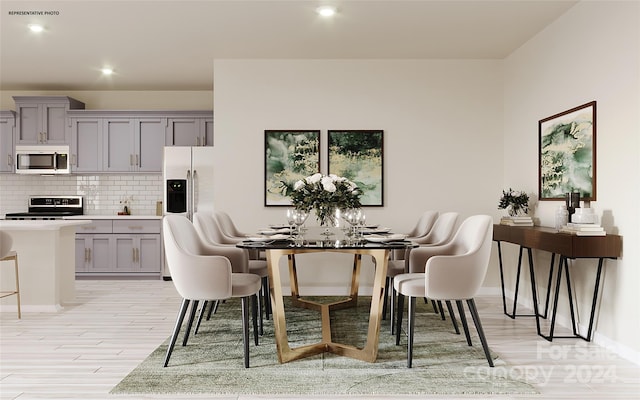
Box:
[266,248,390,363]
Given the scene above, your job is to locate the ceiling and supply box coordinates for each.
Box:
[0,0,578,91]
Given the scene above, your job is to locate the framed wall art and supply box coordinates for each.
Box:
[539,101,597,201]
[264,130,320,206]
[328,130,384,206]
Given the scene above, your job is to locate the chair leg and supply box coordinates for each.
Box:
[263,276,271,320]
[467,299,494,367]
[256,288,264,336]
[182,300,199,346]
[456,300,472,346]
[390,279,397,334]
[445,300,460,334]
[194,300,208,335]
[206,299,219,320]
[241,296,250,368]
[430,299,438,313]
[437,300,446,320]
[382,277,390,321]
[395,293,405,345]
[164,298,190,367]
[407,296,416,368]
[252,294,259,346]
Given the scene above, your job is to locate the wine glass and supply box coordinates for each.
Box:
[343,208,362,239]
[293,209,308,244]
[286,208,296,238]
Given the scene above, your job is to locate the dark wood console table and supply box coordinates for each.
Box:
[493,224,622,342]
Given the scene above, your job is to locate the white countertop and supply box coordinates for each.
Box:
[0,219,92,231]
[64,215,163,220]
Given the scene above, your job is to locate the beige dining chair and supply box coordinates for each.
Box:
[384,212,459,333]
[0,231,20,319]
[394,215,494,368]
[193,212,271,331]
[162,215,261,368]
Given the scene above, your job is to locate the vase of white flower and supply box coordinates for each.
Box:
[287,173,362,226]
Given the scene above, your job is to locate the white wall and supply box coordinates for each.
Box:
[212,59,504,292]
[503,1,639,359]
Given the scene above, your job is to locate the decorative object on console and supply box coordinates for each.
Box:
[498,188,529,217]
[287,173,361,226]
[264,130,320,206]
[565,191,581,219]
[328,130,384,206]
[539,101,596,201]
[499,216,533,226]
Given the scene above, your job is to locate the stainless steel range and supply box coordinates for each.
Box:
[5,195,84,220]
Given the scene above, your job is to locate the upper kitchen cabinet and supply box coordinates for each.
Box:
[165,111,213,146]
[69,110,165,173]
[13,96,85,144]
[0,111,16,173]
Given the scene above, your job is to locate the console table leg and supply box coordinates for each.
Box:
[496,241,508,315]
[527,247,542,336]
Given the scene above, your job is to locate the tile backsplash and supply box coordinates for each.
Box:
[0,173,163,216]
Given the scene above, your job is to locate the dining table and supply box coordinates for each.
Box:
[237,226,417,363]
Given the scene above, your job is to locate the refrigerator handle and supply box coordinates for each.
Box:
[186,169,192,220]
[193,170,198,213]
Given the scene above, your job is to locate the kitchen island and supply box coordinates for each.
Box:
[0,219,91,312]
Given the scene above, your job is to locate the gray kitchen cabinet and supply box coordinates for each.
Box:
[69,116,102,172]
[134,118,165,172]
[69,111,166,173]
[75,235,113,273]
[75,220,114,273]
[103,117,136,172]
[75,219,162,278]
[165,111,213,146]
[0,111,16,173]
[13,96,85,144]
[113,235,161,273]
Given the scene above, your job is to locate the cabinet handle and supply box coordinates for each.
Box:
[71,154,77,166]
[128,226,143,230]
[84,248,89,262]
[82,226,96,230]
[87,248,92,263]
[136,154,139,166]
[196,136,200,146]
[129,154,134,166]
[7,154,12,167]
[135,248,139,263]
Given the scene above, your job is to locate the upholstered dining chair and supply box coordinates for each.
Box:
[405,210,440,239]
[394,215,494,368]
[384,212,459,332]
[214,211,248,242]
[214,210,265,262]
[0,231,21,319]
[193,211,271,331]
[162,215,262,368]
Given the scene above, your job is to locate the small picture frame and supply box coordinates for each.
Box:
[328,130,384,206]
[264,130,320,206]
[539,101,597,201]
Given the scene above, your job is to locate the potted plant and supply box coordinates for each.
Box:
[498,188,529,217]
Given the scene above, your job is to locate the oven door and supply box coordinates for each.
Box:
[15,146,70,174]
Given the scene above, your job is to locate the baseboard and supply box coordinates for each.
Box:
[494,285,640,366]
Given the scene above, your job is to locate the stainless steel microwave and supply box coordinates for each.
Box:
[15,145,71,174]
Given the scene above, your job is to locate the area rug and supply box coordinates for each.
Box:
[111,297,537,396]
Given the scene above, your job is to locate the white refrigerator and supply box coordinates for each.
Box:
[162,146,215,278]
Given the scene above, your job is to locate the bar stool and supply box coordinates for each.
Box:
[0,231,21,319]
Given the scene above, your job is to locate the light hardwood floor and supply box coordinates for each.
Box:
[1,280,638,400]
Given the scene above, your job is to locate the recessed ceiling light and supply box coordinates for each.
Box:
[28,24,44,33]
[101,68,113,76]
[316,6,337,17]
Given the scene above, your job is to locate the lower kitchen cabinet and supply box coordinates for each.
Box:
[75,218,162,278]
